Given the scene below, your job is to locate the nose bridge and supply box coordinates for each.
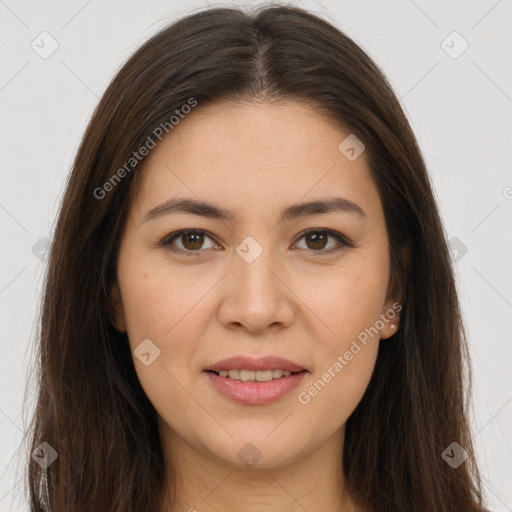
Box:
[234,234,280,303]
[219,234,293,331]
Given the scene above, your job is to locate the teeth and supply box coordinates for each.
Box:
[240,370,255,382]
[216,369,294,381]
[255,370,273,381]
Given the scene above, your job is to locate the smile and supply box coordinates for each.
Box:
[203,369,308,405]
[213,369,295,381]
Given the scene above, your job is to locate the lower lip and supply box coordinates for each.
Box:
[203,370,308,405]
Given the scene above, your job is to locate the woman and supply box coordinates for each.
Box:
[25,4,488,511]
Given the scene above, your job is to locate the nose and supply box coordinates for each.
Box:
[217,242,295,334]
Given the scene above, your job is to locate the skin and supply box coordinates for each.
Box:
[111,99,401,512]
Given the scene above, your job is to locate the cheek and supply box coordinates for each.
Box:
[297,293,381,431]
[120,273,201,420]
[295,259,388,353]
[119,261,213,396]
[120,256,211,342]
[292,261,386,418]
[299,347,378,438]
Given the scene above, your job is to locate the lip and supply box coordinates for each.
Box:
[204,356,306,373]
[203,369,308,405]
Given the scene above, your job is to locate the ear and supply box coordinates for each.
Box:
[110,282,127,333]
[380,241,410,340]
[379,296,401,340]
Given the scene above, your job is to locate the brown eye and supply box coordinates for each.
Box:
[180,231,205,250]
[163,229,218,254]
[304,231,328,250]
[162,228,351,257]
[294,229,349,253]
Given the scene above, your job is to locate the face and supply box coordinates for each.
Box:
[111,99,400,470]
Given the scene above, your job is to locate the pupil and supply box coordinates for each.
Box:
[307,232,327,250]
[184,232,203,250]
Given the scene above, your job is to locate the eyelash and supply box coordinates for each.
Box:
[160,228,354,256]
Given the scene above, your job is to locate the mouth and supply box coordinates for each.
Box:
[204,355,306,373]
[202,356,309,405]
[204,368,307,381]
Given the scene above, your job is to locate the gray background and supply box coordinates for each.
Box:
[1,0,511,510]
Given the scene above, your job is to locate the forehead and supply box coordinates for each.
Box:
[130,100,382,222]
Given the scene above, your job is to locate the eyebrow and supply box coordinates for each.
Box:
[142,196,366,224]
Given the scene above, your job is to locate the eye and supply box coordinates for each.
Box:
[161,229,219,255]
[161,228,352,256]
[293,228,352,253]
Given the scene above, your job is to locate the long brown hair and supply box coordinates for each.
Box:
[22,4,487,511]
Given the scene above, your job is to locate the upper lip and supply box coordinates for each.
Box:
[204,356,307,373]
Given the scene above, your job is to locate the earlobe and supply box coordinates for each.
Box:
[379,294,401,340]
[110,282,127,332]
[379,312,400,340]
[380,280,402,340]
[380,241,410,339]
